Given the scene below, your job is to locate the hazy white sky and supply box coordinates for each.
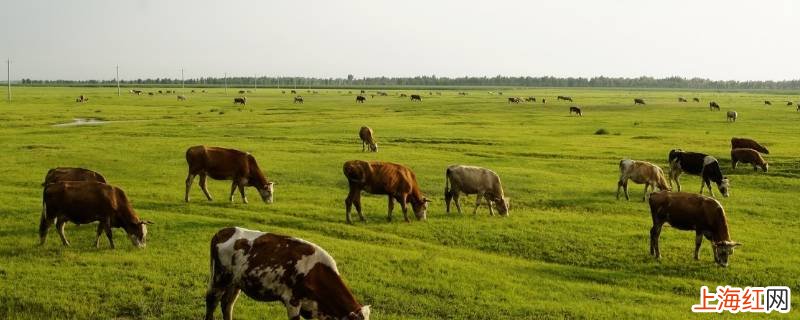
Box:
[1,0,797,81]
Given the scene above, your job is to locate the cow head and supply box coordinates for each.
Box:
[370,143,378,152]
[128,220,153,248]
[718,177,730,197]
[259,182,274,203]
[344,305,371,320]
[712,241,741,267]
[412,198,431,220]
[496,197,510,216]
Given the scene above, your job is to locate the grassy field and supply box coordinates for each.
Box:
[0,87,798,319]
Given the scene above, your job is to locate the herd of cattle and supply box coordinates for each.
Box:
[46,90,793,319]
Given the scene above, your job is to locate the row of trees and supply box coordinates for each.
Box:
[17,75,800,90]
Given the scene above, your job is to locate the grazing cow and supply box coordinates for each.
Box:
[678,97,688,102]
[184,146,274,204]
[191,90,196,93]
[616,159,670,201]
[648,191,740,267]
[42,167,107,187]
[668,150,730,198]
[158,90,164,94]
[399,93,408,98]
[177,95,187,101]
[524,96,536,102]
[764,100,772,105]
[202,89,207,93]
[75,95,88,103]
[557,95,573,102]
[205,227,371,320]
[293,96,304,104]
[355,95,366,103]
[342,160,430,223]
[41,181,152,248]
[731,148,768,172]
[458,92,468,96]
[166,90,173,94]
[507,97,522,104]
[498,92,503,96]
[634,98,646,105]
[238,90,246,94]
[693,97,700,102]
[360,90,365,94]
[291,90,297,94]
[569,106,582,116]
[359,126,377,152]
[726,111,737,122]
[233,97,247,105]
[132,89,143,95]
[731,137,769,154]
[148,92,155,96]
[410,94,422,102]
[787,101,794,106]
[444,165,508,216]
[709,101,720,111]
[542,98,546,104]
[282,90,286,94]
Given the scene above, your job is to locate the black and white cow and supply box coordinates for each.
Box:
[206,227,370,320]
[668,150,730,198]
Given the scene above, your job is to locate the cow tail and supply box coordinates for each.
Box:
[444,168,451,197]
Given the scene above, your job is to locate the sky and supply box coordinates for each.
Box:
[1,0,798,81]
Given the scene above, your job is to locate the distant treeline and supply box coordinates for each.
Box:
[16,75,800,90]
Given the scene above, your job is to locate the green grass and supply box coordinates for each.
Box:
[0,87,798,319]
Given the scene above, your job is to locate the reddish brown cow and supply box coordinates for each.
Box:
[731,137,769,154]
[41,181,151,248]
[42,167,107,186]
[185,146,274,204]
[648,191,740,267]
[731,148,768,172]
[205,227,371,320]
[342,160,430,223]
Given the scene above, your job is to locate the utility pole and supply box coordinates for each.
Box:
[224,72,227,95]
[6,59,10,102]
[116,65,120,96]
[181,68,185,89]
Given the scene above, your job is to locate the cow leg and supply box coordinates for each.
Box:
[650,222,663,259]
[752,164,758,172]
[485,195,495,216]
[185,173,196,202]
[362,140,366,152]
[453,192,463,214]
[387,195,394,221]
[616,179,623,200]
[204,287,224,320]
[694,232,703,260]
[200,174,213,201]
[732,160,737,170]
[104,217,115,249]
[220,287,241,320]
[400,196,410,222]
[642,183,649,202]
[445,189,452,213]
[39,215,56,246]
[95,223,104,248]
[56,219,70,246]
[229,181,237,202]
[237,178,248,204]
[473,195,482,215]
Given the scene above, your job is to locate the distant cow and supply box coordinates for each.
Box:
[360,90,365,94]
[158,90,164,94]
[410,94,422,102]
[184,146,274,204]
[238,90,246,94]
[726,111,737,122]
[148,92,155,96]
[692,97,700,102]
[294,96,304,104]
[205,227,371,320]
[648,191,740,267]
[41,181,151,248]
[399,93,408,98]
[709,101,720,111]
[524,96,536,102]
[444,165,508,216]
[569,106,582,116]
[731,148,768,172]
[507,97,522,104]
[177,95,187,101]
[359,126,377,152]
[634,98,646,105]
[131,89,142,95]
[542,98,546,104]
[764,100,772,105]
[731,137,769,154]
[42,167,107,187]
[557,95,573,102]
[342,160,430,223]
[678,97,688,102]
[233,97,246,105]
[291,90,297,94]
[617,159,670,201]
[281,90,286,94]
[166,90,172,94]
[75,95,88,103]
[787,101,794,106]
[668,150,730,198]
[355,95,366,103]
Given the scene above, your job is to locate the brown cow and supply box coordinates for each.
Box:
[731,137,769,154]
[678,97,688,102]
[731,148,768,172]
[616,159,670,201]
[634,98,646,105]
[410,94,422,102]
[359,126,377,152]
[648,191,740,267]
[342,160,430,223]
[184,146,274,204]
[569,106,582,116]
[355,95,366,103]
[205,227,371,320]
[41,181,152,248]
[42,167,107,186]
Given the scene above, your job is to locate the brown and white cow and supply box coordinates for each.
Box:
[294,96,304,104]
[358,126,377,152]
[205,227,371,320]
[41,181,152,248]
[731,148,768,172]
[342,160,430,224]
[185,146,274,204]
[444,165,508,216]
[42,167,107,186]
[648,191,741,267]
[731,137,769,154]
[616,159,670,201]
